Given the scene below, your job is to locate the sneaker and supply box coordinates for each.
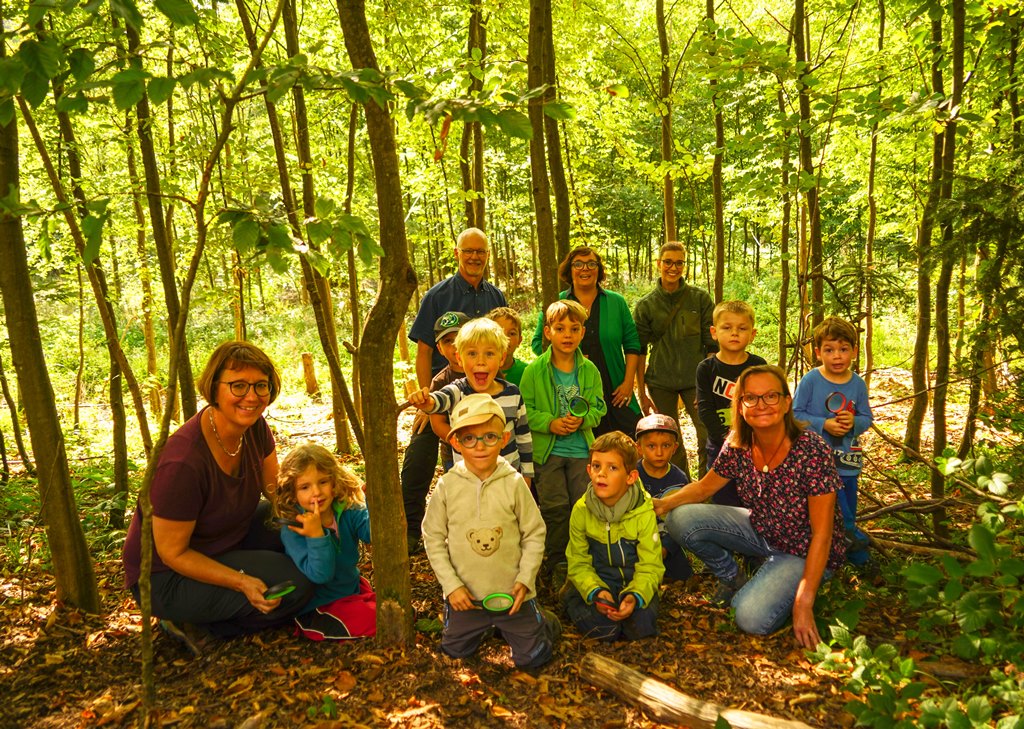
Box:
[540,608,562,643]
[158,619,205,658]
[548,561,568,594]
[407,536,424,555]
[556,578,573,603]
[710,570,749,607]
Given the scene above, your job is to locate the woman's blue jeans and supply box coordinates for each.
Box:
[664,503,830,636]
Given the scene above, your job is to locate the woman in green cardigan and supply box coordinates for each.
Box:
[531,246,644,435]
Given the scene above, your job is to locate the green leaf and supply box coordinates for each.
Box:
[314,197,336,219]
[81,213,105,264]
[903,562,944,586]
[356,235,385,266]
[266,222,292,252]
[0,59,26,95]
[968,524,998,562]
[154,0,199,25]
[494,109,532,140]
[112,69,147,110]
[148,77,176,105]
[714,716,733,729]
[543,100,576,121]
[305,219,331,245]
[17,38,61,80]
[988,472,1012,496]
[966,696,993,725]
[67,48,95,82]
[20,71,51,108]
[304,248,330,277]
[606,83,629,98]
[55,92,88,114]
[109,0,143,30]
[232,217,261,252]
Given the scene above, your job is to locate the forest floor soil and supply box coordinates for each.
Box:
[1,366,1011,728]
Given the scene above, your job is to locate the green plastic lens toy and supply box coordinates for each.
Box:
[568,396,590,418]
[473,592,515,612]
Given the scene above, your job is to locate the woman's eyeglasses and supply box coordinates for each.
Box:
[222,380,272,397]
[571,261,599,270]
[454,432,502,448]
[740,391,782,408]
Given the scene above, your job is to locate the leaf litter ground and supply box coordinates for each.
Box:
[0,367,1010,728]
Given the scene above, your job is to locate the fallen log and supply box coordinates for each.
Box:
[871,537,971,559]
[581,653,814,729]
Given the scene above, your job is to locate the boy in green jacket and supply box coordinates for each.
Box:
[521,300,608,585]
[562,432,664,641]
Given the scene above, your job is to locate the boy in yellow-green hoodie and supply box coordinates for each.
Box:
[562,432,664,641]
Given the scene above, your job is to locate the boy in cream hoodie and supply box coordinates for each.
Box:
[422,394,559,668]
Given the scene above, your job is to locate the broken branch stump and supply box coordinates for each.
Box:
[301,353,319,395]
[581,653,813,729]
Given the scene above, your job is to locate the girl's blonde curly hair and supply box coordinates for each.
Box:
[274,443,364,522]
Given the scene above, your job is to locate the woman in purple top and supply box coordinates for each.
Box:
[122,342,313,648]
[653,365,844,648]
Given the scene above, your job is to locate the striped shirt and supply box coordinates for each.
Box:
[428,378,534,479]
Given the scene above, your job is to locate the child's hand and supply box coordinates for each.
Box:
[607,594,637,621]
[509,582,529,615]
[447,586,477,611]
[295,499,325,538]
[408,387,433,411]
[824,416,852,437]
[551,416,582,435]
[593,589,617,616]
[651,497,668,518]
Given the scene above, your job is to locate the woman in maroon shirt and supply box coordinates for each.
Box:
[654,365,845,648]
[123,341,312,650]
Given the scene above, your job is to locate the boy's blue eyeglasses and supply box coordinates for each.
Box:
[454,432,502,448]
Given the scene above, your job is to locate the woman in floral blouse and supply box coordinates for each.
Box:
[653,364,845,648]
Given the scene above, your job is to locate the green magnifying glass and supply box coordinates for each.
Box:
[263,580,297,600]
[472,592,515,613]
[568,396,590,418]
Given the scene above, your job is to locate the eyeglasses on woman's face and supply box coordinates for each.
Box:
[659,259,685,269]
[453,431,503,448]
[739,391,783,408]
[221,380,272,398]
[571,260,599,270]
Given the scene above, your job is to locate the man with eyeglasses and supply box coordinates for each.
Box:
[403,228,508,552]
[633,242,717,477]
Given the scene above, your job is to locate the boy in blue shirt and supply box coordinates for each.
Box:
[634,414,693,582]
[792,317,872,565]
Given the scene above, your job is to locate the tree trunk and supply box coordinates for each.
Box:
[344,104,363,416]
[707,0,726,301]
[930,0,963,540]
[864,0,884,392]
[777,88,792,369]
[337,0,418,647]
[0,347,32,472]
[793,2,823,325]
[125,112,161,416]
[0,93,99,612]
[903,17,945,454]
[281,0,353,454]
[125,23,197,418]
[527,0,559,306]
[656,0,676,245]
[542,2,570,262]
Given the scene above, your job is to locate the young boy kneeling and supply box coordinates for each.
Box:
[422,393,559,668]
[562,432,664,641]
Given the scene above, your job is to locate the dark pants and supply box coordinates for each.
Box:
[442,599,558,668]
[401,425,440,539]
[648,385,708,477]
[563,587,659,642]
[707,443,742,507]
[133,502,314,637]
[535,456,590,565]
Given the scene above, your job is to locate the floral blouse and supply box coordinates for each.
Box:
[714,429,846,570]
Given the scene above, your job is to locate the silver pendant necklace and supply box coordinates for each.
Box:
[209,409,243,458]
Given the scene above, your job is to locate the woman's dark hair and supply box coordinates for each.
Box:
[197,341,281,406]
[557,245,606,288]
[726,364,804,449]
